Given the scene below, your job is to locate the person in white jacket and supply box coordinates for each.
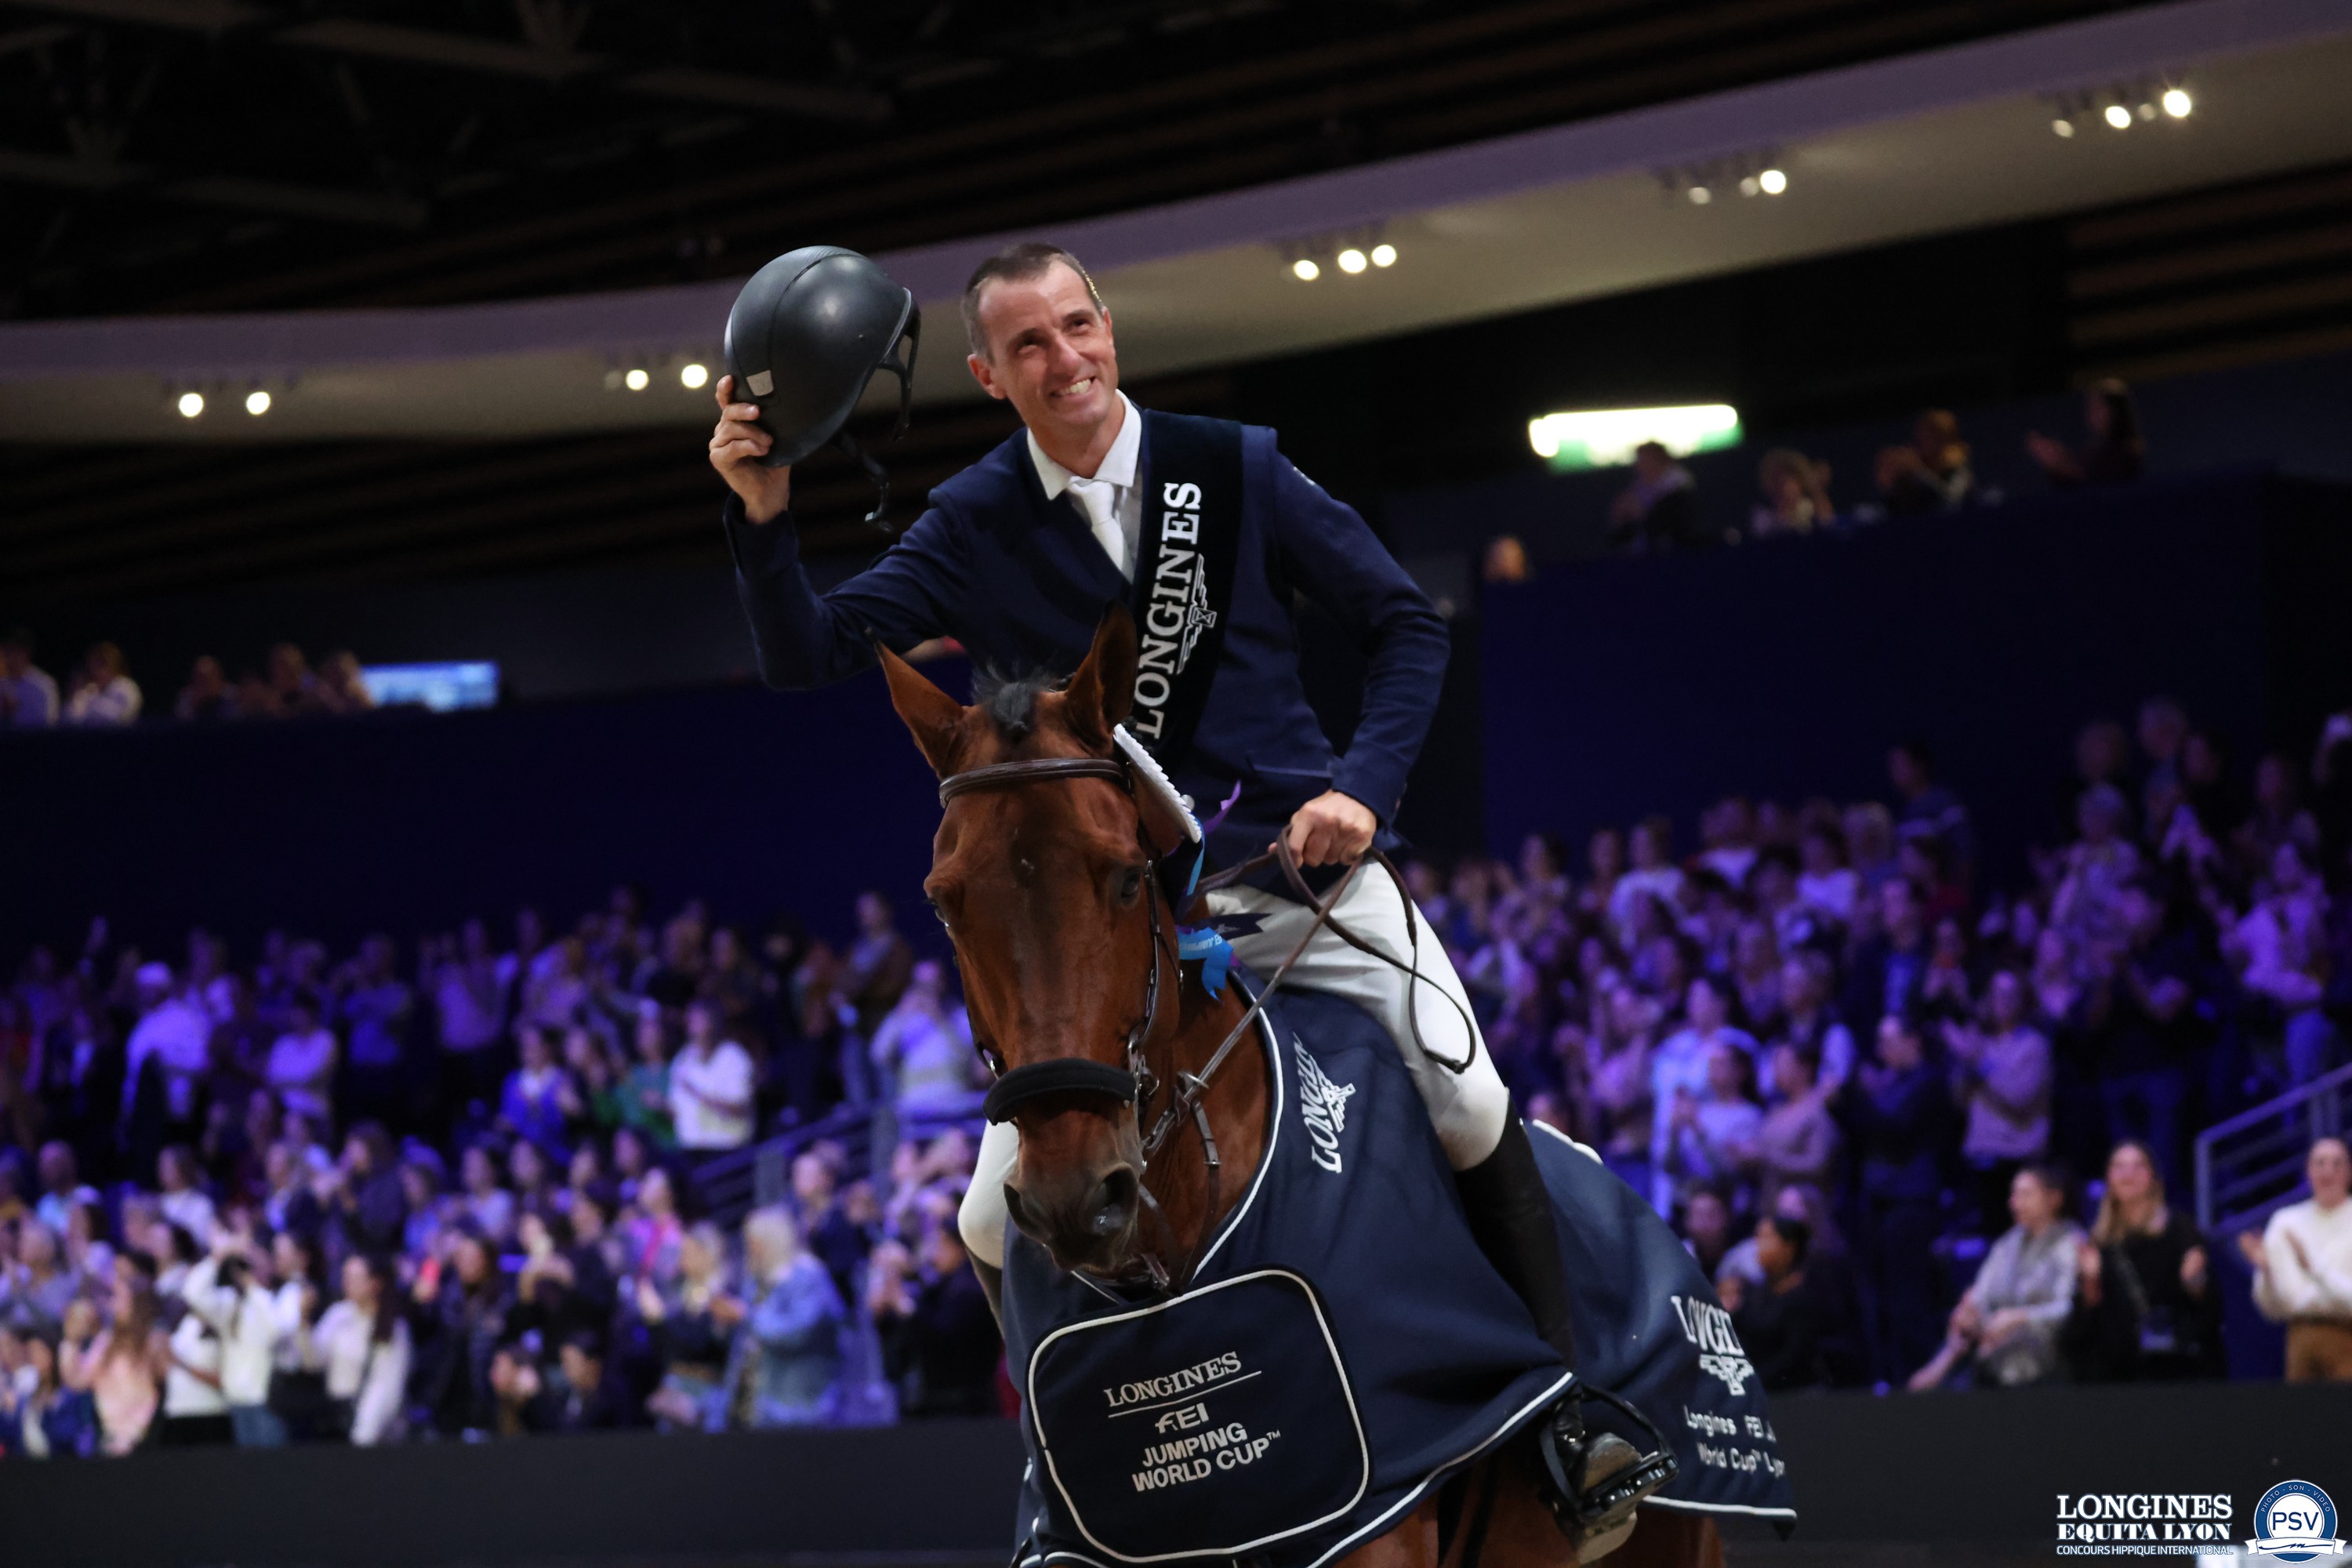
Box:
[159,1297,234,1446]
[301,1254,411,1445]
[2240,1137,2352,1382]
[179,1236,288,1446]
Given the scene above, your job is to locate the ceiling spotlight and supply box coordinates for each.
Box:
[1759,167,1788,195]
[680,362,709,389]
[2138,101,2157,120]
[245,390,271,416]
[1738,176,1759,197]
[176,391,205,419]
[1291,257,1319,281]
[2053,116,2076,136]
[2104,103,2133,129]
[2162,87,2191,118]
[1337,247,1367,274]
[624,367,650,391]
[1370,243,1396,267]
[1687,185,1711,205]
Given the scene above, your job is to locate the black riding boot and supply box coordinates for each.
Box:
[1455,1114,1578,1364]
[1457,1116,1673,1555]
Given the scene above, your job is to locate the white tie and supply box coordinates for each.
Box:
[1067,475,1130,581]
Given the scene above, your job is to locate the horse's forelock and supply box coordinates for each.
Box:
[970,667,1068,745]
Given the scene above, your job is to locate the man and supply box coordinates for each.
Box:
[0,629,57,727]
[838,891,913,1041]
[1720,1214,1826,1393]
[338,935,416,1132]
[1648,975,1756,1214]
[2098,884,2208,1192]
[425,918,509,1116]
[62,641,140,726]
[710,245,1578,1408]
[2241,1137,2352,1381]
[31,1143,99,1234]
[122,963,212,1144]
[668,997,755,1159]
[873,1221,1004,1417]
[1608,440,1701,551]
[1888,739,1975,890]
[1839,1014,1948,1381]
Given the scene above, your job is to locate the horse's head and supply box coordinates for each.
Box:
[880,608,1185,1276]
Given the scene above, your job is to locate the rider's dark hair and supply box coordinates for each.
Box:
[961,242,1105,359]
[1764,1215,1812,1266]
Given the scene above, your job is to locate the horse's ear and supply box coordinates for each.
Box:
[1063,603,1137,750]
[877,640,965,777]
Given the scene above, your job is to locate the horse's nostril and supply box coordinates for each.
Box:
[1090,1167,1140,1237]
[1005,1182,1045,1243]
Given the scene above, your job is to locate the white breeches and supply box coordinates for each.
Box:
[957,861,1508,1267]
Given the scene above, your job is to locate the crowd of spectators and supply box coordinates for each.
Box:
[0,886,996,1459]
[0,632,377,729]
[2,686,2347,1466]
[1403,695,2352,1391]
[1599,383,2146,556]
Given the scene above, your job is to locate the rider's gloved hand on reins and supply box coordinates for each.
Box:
[1284,790,1377,867]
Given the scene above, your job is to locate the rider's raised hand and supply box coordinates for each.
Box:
[709,374,793,524]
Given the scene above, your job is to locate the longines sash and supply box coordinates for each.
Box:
[1127,412,1243,768]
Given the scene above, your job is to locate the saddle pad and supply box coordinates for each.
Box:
[1028,1269,1370,1563]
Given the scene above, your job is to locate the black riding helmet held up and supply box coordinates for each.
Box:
[723,245,921,524]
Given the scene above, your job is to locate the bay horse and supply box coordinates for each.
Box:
[878,611,1722,1568]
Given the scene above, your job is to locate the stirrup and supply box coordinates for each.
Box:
[1532,1385,1678,1559]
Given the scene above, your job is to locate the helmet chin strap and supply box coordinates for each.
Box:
[835,427,893,528]
[839,310,923,529]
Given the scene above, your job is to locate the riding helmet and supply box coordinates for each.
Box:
[722,245,921,520]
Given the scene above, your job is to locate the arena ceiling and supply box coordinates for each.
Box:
[2,0,2162,321]
[8,0,2352,605]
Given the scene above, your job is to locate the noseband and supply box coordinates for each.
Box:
[936,756,1173,1127]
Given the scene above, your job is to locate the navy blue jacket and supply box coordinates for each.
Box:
[724,414,1450,871]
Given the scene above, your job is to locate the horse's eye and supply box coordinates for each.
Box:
[924,895,952,931]
[1116,866,1145,905]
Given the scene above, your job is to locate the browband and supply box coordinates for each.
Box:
[938,757,1128,806]
[982,1058,1139,1123]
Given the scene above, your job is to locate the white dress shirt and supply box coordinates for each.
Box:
[1026,392,1144,581]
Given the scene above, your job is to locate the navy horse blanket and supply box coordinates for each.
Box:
[1000,982,1797,1568]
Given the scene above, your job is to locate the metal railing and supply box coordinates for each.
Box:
[688,1099,992,1229]
[2193,1061,2352,1233]
[691,1102,877,1228]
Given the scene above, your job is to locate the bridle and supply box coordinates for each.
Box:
[936,746,1477,1292]
[941,757,1174,1126]
[936,750,1260,1293]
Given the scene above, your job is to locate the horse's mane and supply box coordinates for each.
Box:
[969,667,1066,742]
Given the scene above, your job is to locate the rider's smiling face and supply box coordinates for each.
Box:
[967,260,1121,449]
